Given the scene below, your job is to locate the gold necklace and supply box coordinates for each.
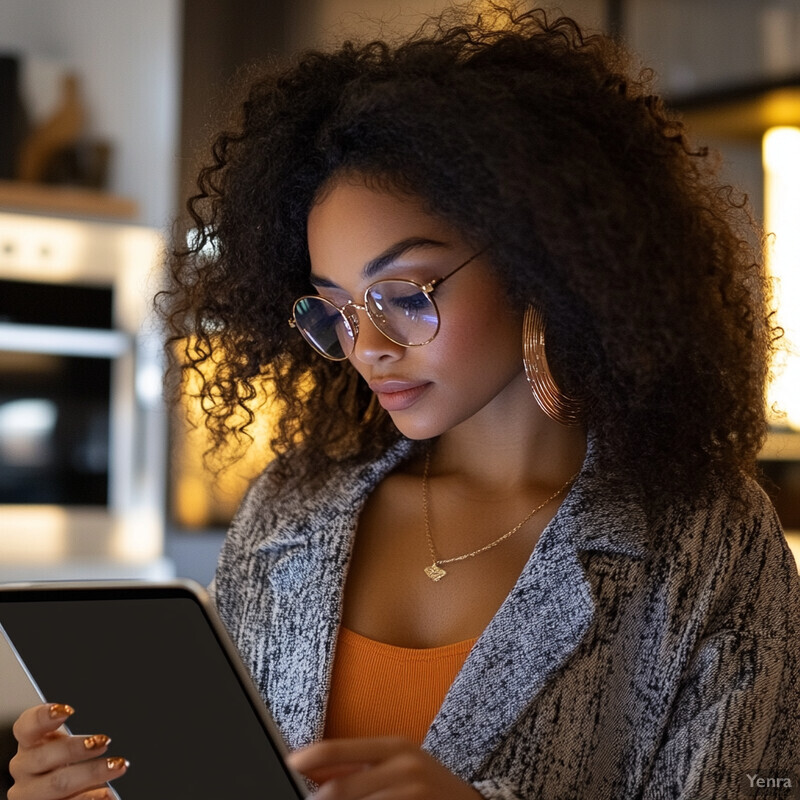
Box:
[421,451,577,582]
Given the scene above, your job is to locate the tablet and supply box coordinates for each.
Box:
[0,580,308,799]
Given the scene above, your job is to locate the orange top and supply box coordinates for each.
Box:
[324,626,478,746]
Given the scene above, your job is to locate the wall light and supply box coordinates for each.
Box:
[763,126,800,430]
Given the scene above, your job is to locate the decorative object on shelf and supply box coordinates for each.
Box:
[11,65,113,190]
[41,139,111,189]
[16,72,85,183]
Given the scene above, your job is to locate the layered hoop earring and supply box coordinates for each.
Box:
[522,304,583,426]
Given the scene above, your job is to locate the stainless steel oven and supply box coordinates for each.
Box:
[0,211,170,579]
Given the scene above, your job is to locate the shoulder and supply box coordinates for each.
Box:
[563,459,783,565]
[650,475,798,639]
[568,463,797,636]
[656,474,783,565]
[226,436,420,549]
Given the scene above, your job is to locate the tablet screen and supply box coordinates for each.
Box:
[0,584,307,799]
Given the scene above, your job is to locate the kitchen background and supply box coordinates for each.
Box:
[0,0,799,585]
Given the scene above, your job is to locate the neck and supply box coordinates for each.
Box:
[428,373,587,491]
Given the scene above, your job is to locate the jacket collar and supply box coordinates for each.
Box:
[256,436,649,559]
[255,438,418,555]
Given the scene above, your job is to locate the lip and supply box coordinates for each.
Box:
[368,379,431,411]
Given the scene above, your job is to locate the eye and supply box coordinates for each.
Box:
[390,291,430,317]
[367,279,437,328]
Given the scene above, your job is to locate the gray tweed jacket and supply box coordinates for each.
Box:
[213,438,800,799]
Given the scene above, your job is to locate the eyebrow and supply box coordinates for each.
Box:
[309,236,448,288]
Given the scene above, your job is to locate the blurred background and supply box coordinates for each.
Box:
[0,0,799,585]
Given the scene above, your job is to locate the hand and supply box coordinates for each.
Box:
[8,703,129,800]
[286,736,483,799]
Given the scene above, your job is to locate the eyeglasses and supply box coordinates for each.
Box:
[289,251,481,361]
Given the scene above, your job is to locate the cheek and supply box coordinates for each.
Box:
[434,299,523,382]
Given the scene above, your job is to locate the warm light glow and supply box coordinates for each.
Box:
[109,511,164,562]
[0,507,70,561]
[764,126,800,430]
[761,91,800,133]
[172,338,281,527]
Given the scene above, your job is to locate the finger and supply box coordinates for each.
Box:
[13,704,75,748]
[295,761,369,786]
[289,740,481,800]
[11,733,113,778]
[310,753,425,800]
[288,736,414,774]
[12,756,129,800]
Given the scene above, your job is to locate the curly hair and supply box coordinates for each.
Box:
[160,2,777,501]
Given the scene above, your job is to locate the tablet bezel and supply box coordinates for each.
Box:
[0,579,309,798]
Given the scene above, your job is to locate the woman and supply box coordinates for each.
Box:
[9,5,800,799]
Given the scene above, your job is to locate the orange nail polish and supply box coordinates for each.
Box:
[84,734,111,750]
[106,757,129,771]
[49,703,74,719]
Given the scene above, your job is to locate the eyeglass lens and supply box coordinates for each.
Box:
[292,296,354,360]
[293,280,439,360]
[366,281,439,344]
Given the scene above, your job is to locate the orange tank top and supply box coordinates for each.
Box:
[324,627,478,746]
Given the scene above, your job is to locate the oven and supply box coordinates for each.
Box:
[0,211,170,579]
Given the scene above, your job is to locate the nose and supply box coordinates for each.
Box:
[349,307,404,366]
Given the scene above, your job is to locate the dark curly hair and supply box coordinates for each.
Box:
[160,3,777,502]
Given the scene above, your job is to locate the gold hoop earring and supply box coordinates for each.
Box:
[522,305,582,426]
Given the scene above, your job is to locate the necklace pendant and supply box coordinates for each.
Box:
[424,563,447,582]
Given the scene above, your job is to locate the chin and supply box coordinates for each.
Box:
[390,422,439,441]
[385,407,464,441]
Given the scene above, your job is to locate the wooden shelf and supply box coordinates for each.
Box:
[0,180,138,220]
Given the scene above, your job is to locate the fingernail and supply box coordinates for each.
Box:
[107,756,129,771]
[49,703,75,719]
[84,734,111,750]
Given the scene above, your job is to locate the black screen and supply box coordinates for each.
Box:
[0,353,110,504]
[0,279,113,329]
[0,587,305,798]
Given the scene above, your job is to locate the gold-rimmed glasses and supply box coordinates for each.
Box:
[288,251,481,360]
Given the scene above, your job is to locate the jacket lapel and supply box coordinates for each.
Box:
[424,464,649,780]
[258,440,416,749]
